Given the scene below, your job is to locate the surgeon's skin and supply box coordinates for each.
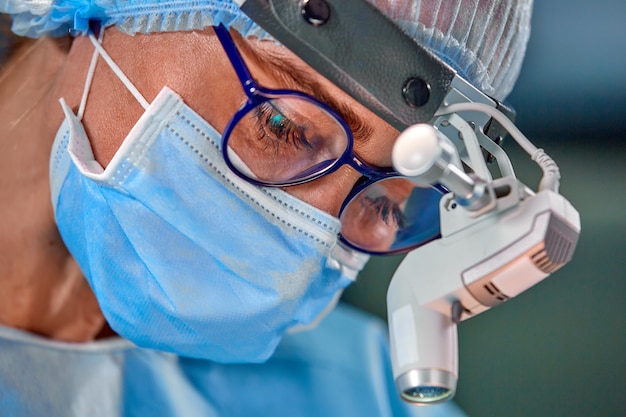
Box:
[0,36,106,342]
[0,26,398,342]
[341,178,416,252]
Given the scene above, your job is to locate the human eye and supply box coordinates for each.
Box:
[362,195,407,229]
[254,102,313,151]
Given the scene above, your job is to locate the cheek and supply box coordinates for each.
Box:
[283,166,361,217]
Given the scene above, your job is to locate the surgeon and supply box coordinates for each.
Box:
[0,0,532,415]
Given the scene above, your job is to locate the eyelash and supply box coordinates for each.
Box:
[363,196,406,229]
[254,103,313,151]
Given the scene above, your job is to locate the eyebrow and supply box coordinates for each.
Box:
[259,51,374,145]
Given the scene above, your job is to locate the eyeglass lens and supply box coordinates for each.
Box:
[340,177,443,253]
[226,96,349,185]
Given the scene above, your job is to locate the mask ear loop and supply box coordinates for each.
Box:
[77,28,103,121]
[82,28,151,112]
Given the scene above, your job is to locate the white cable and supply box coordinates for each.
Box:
[435,102,560,193]
[532,148,561,193]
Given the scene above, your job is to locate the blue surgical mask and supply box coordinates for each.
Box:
[49,35,369,363]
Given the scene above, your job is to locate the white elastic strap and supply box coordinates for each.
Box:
[87,33,150,110]
[77,30,104,120]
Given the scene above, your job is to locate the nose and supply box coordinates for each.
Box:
[283,165,363,217]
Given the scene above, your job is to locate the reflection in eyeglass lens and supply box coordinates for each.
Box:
[254,102,313,151]
[340,178,442,253]
[226,97,348,184]
[341,179,413,252]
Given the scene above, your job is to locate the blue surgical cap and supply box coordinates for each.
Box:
[0,0,272,40]
[367,0,533,100]
[0,0,532,100]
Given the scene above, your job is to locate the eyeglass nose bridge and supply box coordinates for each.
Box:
[344,153,398,182]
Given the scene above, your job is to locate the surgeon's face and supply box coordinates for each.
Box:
[240,36,400,217]
[70,27,399,219]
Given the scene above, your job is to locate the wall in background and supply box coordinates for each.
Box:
[509,0,626,140]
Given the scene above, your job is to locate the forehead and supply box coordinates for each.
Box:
[245,37,399,167]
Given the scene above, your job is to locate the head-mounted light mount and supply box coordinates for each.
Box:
[237,0,457,130]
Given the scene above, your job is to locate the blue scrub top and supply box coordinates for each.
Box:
[0,303,467,417]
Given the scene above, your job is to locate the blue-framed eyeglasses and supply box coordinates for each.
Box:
[215,24,444,255]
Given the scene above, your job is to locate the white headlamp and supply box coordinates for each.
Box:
[387,76,580,404]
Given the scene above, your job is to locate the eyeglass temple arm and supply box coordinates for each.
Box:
[214,24,258,96]
[236,0,456,131]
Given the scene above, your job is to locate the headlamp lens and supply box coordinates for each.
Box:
[401,386,454,404]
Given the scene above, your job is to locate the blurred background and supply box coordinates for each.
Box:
[343,0,626,416]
